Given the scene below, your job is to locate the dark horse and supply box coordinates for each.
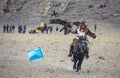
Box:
[44,26,53,34]
[37,26,53,34]
[72,36,88,72]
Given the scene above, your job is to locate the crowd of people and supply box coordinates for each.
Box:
[3,24,26,33]
[3,24,15,33]
[2,23,60,34]
[18,25,26,33]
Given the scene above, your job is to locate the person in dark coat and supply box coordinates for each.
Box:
[6,24,9,33]
[94,24,97,32]
[12,25,15,33]
[18,25,22,33]
[3,25,7,33]
[23,25,26,33]
[56,26,59,32]
[10,25,12,33]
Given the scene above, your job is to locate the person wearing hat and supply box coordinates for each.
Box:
[68,20,90,60]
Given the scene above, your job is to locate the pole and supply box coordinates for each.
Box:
[29,61,32,78]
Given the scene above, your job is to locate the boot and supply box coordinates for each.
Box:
[68,53,72,57]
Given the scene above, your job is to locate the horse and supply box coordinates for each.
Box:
[44,26,53,34]
[37,27,44,33]
[72,36,88,72]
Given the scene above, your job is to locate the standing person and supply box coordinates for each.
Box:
[3,24,7,33]
[18,24,22,33]
[44,23,48,34]
[12,24,15,33]
[94,24,97,32]
[20,25,22,33]
[56,26,59,32]
[23,25,26,33]
[10,25,12,33]
[50,27,53,33]
[40,22,44,33]
[6,24,9,33]
[18,25,20,33]
[44,23,47,30]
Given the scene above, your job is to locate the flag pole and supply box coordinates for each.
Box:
[27,46,44,78]
[29,61,32,78]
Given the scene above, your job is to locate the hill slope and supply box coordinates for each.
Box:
[0,0,120,26]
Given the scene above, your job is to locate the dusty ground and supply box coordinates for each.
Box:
[0,0,120,78]
[0,26,120,78]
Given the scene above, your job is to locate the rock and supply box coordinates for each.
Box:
[60,60,65,62]
[112,13,119,17]
[86,70,91,74]
[98,56,105,60]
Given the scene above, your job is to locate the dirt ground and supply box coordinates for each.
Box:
[0,0,120,78]
[0,18,120,78]
[0,27,120,78]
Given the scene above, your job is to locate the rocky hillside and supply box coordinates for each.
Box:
[0,0,120,26]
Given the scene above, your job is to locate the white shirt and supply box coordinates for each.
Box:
[77,27,85,37]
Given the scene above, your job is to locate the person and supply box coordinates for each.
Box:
[40,22,44,33]
[44,23,47,30]
[6,24,9,33]
[23,25,26,33]
[56,26,58,31]
[77,28,85,37]
[68,20,93,60]
[94,24,97,32]
[44,23,48,34]
[12,24,15,33]
[18,24,22,33]
[78,20,90,58]
[10,25,12,33]
[3,24,6,33]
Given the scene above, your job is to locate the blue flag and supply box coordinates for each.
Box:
[27,47,44,61]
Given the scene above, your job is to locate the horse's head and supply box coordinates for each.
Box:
[78,36,88,52]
